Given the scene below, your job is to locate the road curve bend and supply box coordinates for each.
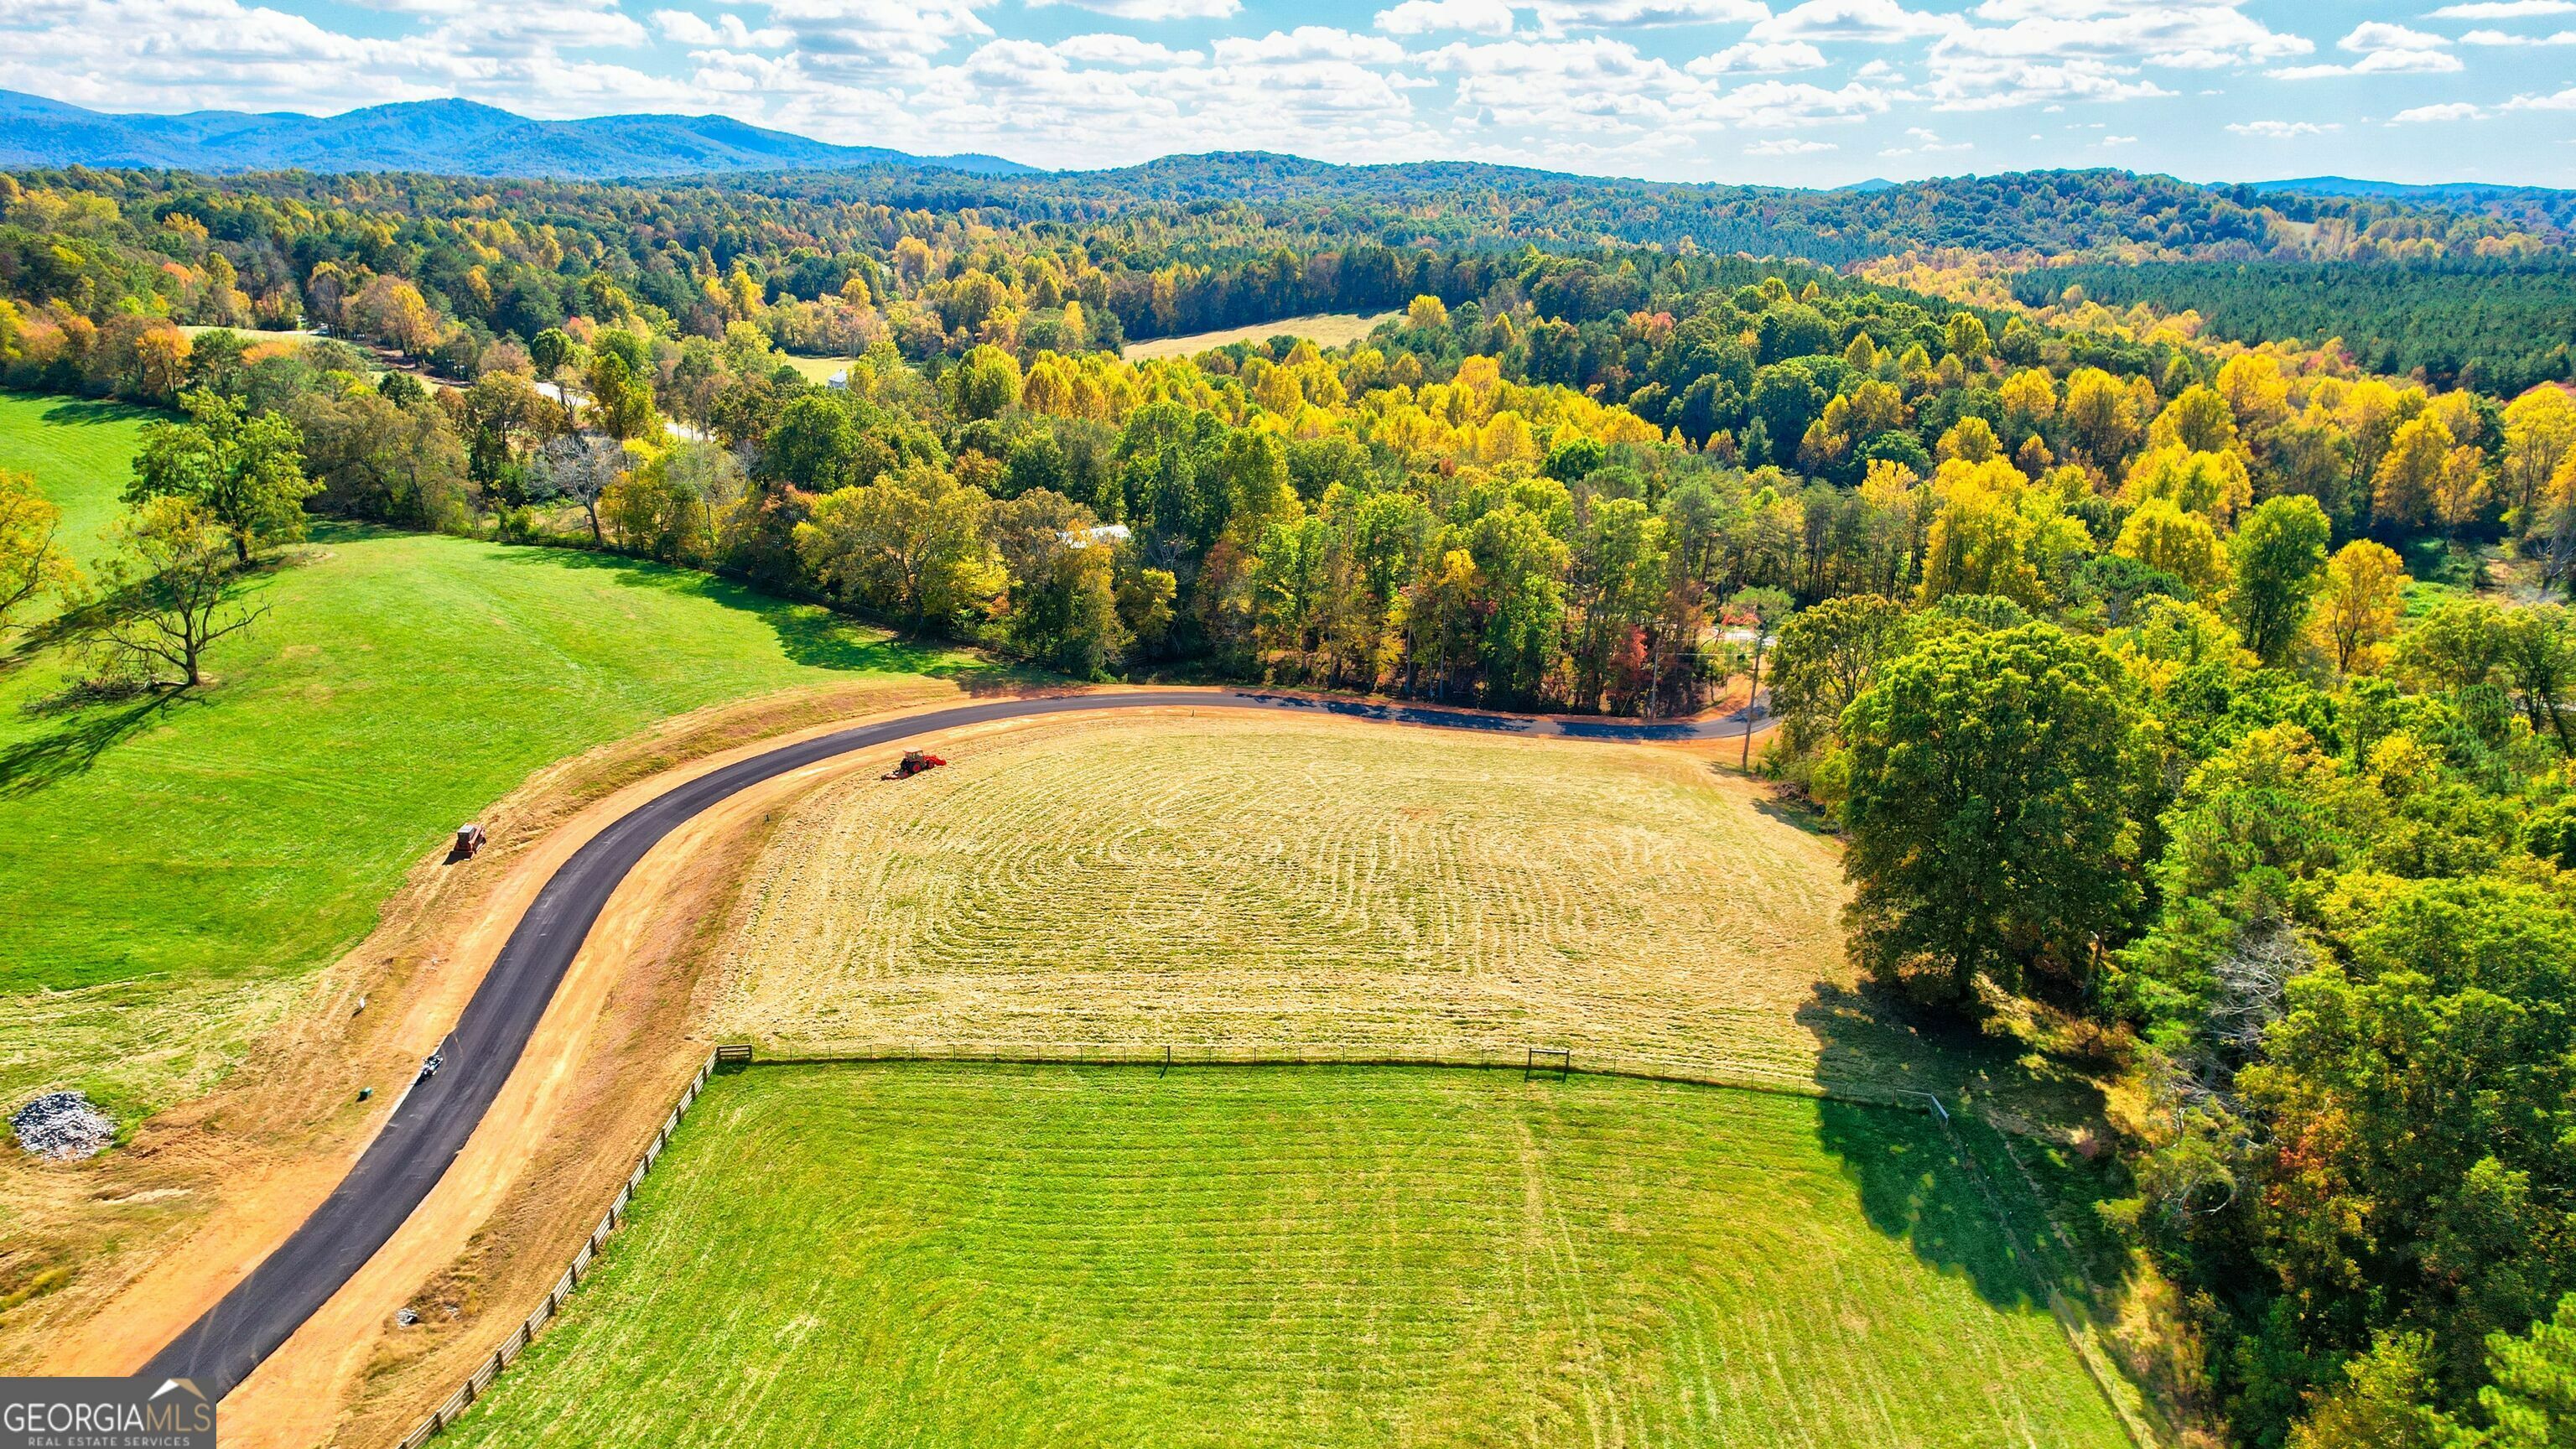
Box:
[140,688,1758,1399]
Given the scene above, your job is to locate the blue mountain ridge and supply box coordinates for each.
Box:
[0,91,1035,179]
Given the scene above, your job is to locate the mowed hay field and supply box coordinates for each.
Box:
[444,1063,2129,1449]
[0,392,964,1120]
[1123,310,1402,361]
[712,710,1918,1090]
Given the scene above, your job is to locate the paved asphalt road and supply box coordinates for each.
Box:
[139,688,1760,1400]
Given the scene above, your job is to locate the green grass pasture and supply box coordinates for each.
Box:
[448,1063,2128,1449]
[0,391,967,1117]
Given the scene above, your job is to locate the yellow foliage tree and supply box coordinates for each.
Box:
[2113,498,2227,597]
[2308,539,2410,677]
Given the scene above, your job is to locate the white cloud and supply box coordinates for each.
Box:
[1880,123,1970,155]
[1711,78,1895,125]
[2459,26,2576,41]
[1932,2,2309,70]
[1055,32,1201,65]
[2100,132,2135,145]
[1373,0,1516,35]
[1024,0,1241,19]
[1213,26,1406,65]
[2390,101,2486,121]
[1421,35,1698,132]
[2426,0,2574,15]
[2345,20,2452,50]
[1926,55,2174,109]
[2505,84,2576,108]
[1744,135,1836,153]
[761,0,998,73]
[2226,118,2339,137]
[2272,25,2462,75]
[1751,0,1958,43]
[1530,0,1771,32]
[2272,50,2463,76]
[1686,39,1827,72]
[652,11,791,49]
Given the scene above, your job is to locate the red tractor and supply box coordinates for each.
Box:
[883,749,947,781]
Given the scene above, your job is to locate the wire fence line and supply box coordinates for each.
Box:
[385,1041,2153,1449]
[392,1047,724,1449]
[740,1039,1917,1106]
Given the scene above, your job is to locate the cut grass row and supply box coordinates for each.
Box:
[711,711,1913,1091]
[444,1062,2132,1449]
[0,391,969,1119]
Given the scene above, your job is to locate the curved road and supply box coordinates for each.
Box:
[140,688,1759,1399]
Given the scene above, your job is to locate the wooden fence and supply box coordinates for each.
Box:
[392,1046,726,1449]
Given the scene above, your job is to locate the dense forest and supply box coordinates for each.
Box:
[2016,259,2576,395]
[7,160,2576,1449]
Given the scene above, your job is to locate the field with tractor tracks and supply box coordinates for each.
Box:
[709,710,1919,1091]
[441,1062,2131,1449]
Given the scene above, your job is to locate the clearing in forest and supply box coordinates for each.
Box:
[1121,310,1400,361]
[442,1063,2131,1449]
[712,711,1915,1090]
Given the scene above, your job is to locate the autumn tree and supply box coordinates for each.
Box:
[2310,539,2411,678]
[797,464,1000,630]
[0,469,73,642]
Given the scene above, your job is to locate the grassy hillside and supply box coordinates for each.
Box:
[446,1063,2129,1449]
[0,392,967,1119]
[0,392,155,574]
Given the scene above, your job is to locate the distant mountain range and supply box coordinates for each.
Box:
[0,91,1034,180]
[2255,175,2576,229]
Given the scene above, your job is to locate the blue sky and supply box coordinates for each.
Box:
[7,0,2573,185]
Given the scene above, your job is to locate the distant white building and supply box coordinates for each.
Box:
[1062,523,1130,549]
[825,368,850,391]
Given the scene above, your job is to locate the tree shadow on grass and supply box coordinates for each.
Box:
[37,397,160,428]
[1815,1097,2043,1311]
[1800,978,2116,1313]
[0,688,194,798]
[488,544,1057,692]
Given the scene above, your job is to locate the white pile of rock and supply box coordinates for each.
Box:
[11,1091,115,1160]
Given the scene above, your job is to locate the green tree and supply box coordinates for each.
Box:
[2496,605,2576,755]
[529,326,574,379]
[2242,880,2576,1431]
[127,388,317,563]
[2460,1294,2576,1448]
[1839,623,2143,1004]
[1766,593,1909,755]
[797,464,999,631]
[951,345,1024,422]
[2226,493,2332,666]
[96,496,267,688]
